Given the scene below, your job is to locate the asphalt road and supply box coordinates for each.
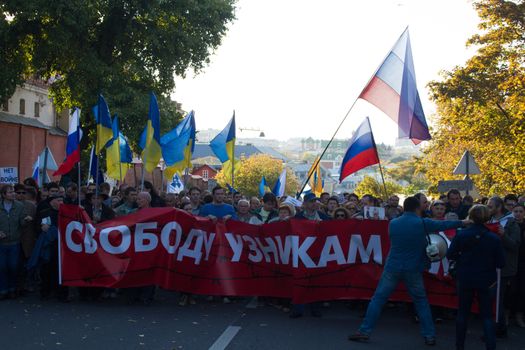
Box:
[1,289,524,350]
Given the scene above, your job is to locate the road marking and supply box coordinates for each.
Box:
[208,326,241,350]
[245,297,258,309]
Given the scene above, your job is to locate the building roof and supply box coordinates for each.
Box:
[0,111,68,136]
[255,146,287,161]
[192,143,265,160]
[289,162,328,174]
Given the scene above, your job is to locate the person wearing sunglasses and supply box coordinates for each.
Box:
[334,207,351,220]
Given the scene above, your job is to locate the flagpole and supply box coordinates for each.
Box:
[95,148,100,197]
[297,28,409,197]
[76,109,81,206]
[42,146,49,186]
[118,127,123,185]
[87,146,93,186]
[231,110,235,202]
[140,154,146,191]
[365,117,389,200]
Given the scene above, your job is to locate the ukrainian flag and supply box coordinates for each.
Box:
[307,156,323,196]
[106,115,131,181]
[162,111,195,179]
[210,113,237,184]
[142,92,162,172]
[94,95,114,154]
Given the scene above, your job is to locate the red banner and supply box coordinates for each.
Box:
[58,205,458,306]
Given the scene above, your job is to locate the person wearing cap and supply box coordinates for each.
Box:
[268,203,296,223]
[295,193,330,221]
[0,184,31,299]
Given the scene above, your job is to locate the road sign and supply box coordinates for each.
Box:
[453,151,480,175]
[437,179,474,193]
[0,167,19,184]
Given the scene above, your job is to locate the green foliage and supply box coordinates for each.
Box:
[215,154,300,197]
[354,175,403,199]
[424,0,525,195]
[386,157,429,194]
[1,0,236,152]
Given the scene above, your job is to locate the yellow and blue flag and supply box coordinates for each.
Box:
[161,111,196,179]
[141,92,162,172]
[307,156,323,196]
[94,95,114,154]
[210,112,238,183]
[106,115,132,181]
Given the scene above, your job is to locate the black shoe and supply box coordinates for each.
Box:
[289,311,303,319]
[348,331,370,342]
[495,330,507,339]
[425,337,436,346]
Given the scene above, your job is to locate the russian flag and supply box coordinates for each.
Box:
[339,117,379,182]
[359,28,430,144]
[54,108,83,176]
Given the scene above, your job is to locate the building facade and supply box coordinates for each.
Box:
[0,79,68,184]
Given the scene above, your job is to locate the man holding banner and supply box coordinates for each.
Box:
[349,196,470,346]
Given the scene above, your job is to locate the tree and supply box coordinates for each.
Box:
[386,157,430,194]
[354,176,403,199]
[423,0,525,195]
[215,154,300,197]
[0,0,236,150]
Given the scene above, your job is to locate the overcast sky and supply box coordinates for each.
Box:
[172,0,480,144]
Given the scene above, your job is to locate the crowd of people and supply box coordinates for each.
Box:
[0,178,524,348]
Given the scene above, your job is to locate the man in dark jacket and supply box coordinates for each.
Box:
[488,196,521,337]
[36,194,69,301]
[446,189,471,220]
[0,184,30,299]
[295,193,331,221]
[448,204,505,350]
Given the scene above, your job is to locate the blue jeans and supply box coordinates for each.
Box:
[359,270,435,338]
[0,244,20,295]
[456,283,495,350]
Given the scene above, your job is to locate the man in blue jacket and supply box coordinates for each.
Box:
[349,196,470,346]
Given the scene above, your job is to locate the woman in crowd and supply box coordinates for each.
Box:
[447,205,505,350]
[333,207,351,220]
[430,200,446,220]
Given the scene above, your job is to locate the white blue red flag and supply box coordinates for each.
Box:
[54,108,83,176]
[359,28,430,144]
[339,117,379,182]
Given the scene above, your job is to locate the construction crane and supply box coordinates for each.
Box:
[239,127,265,137]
